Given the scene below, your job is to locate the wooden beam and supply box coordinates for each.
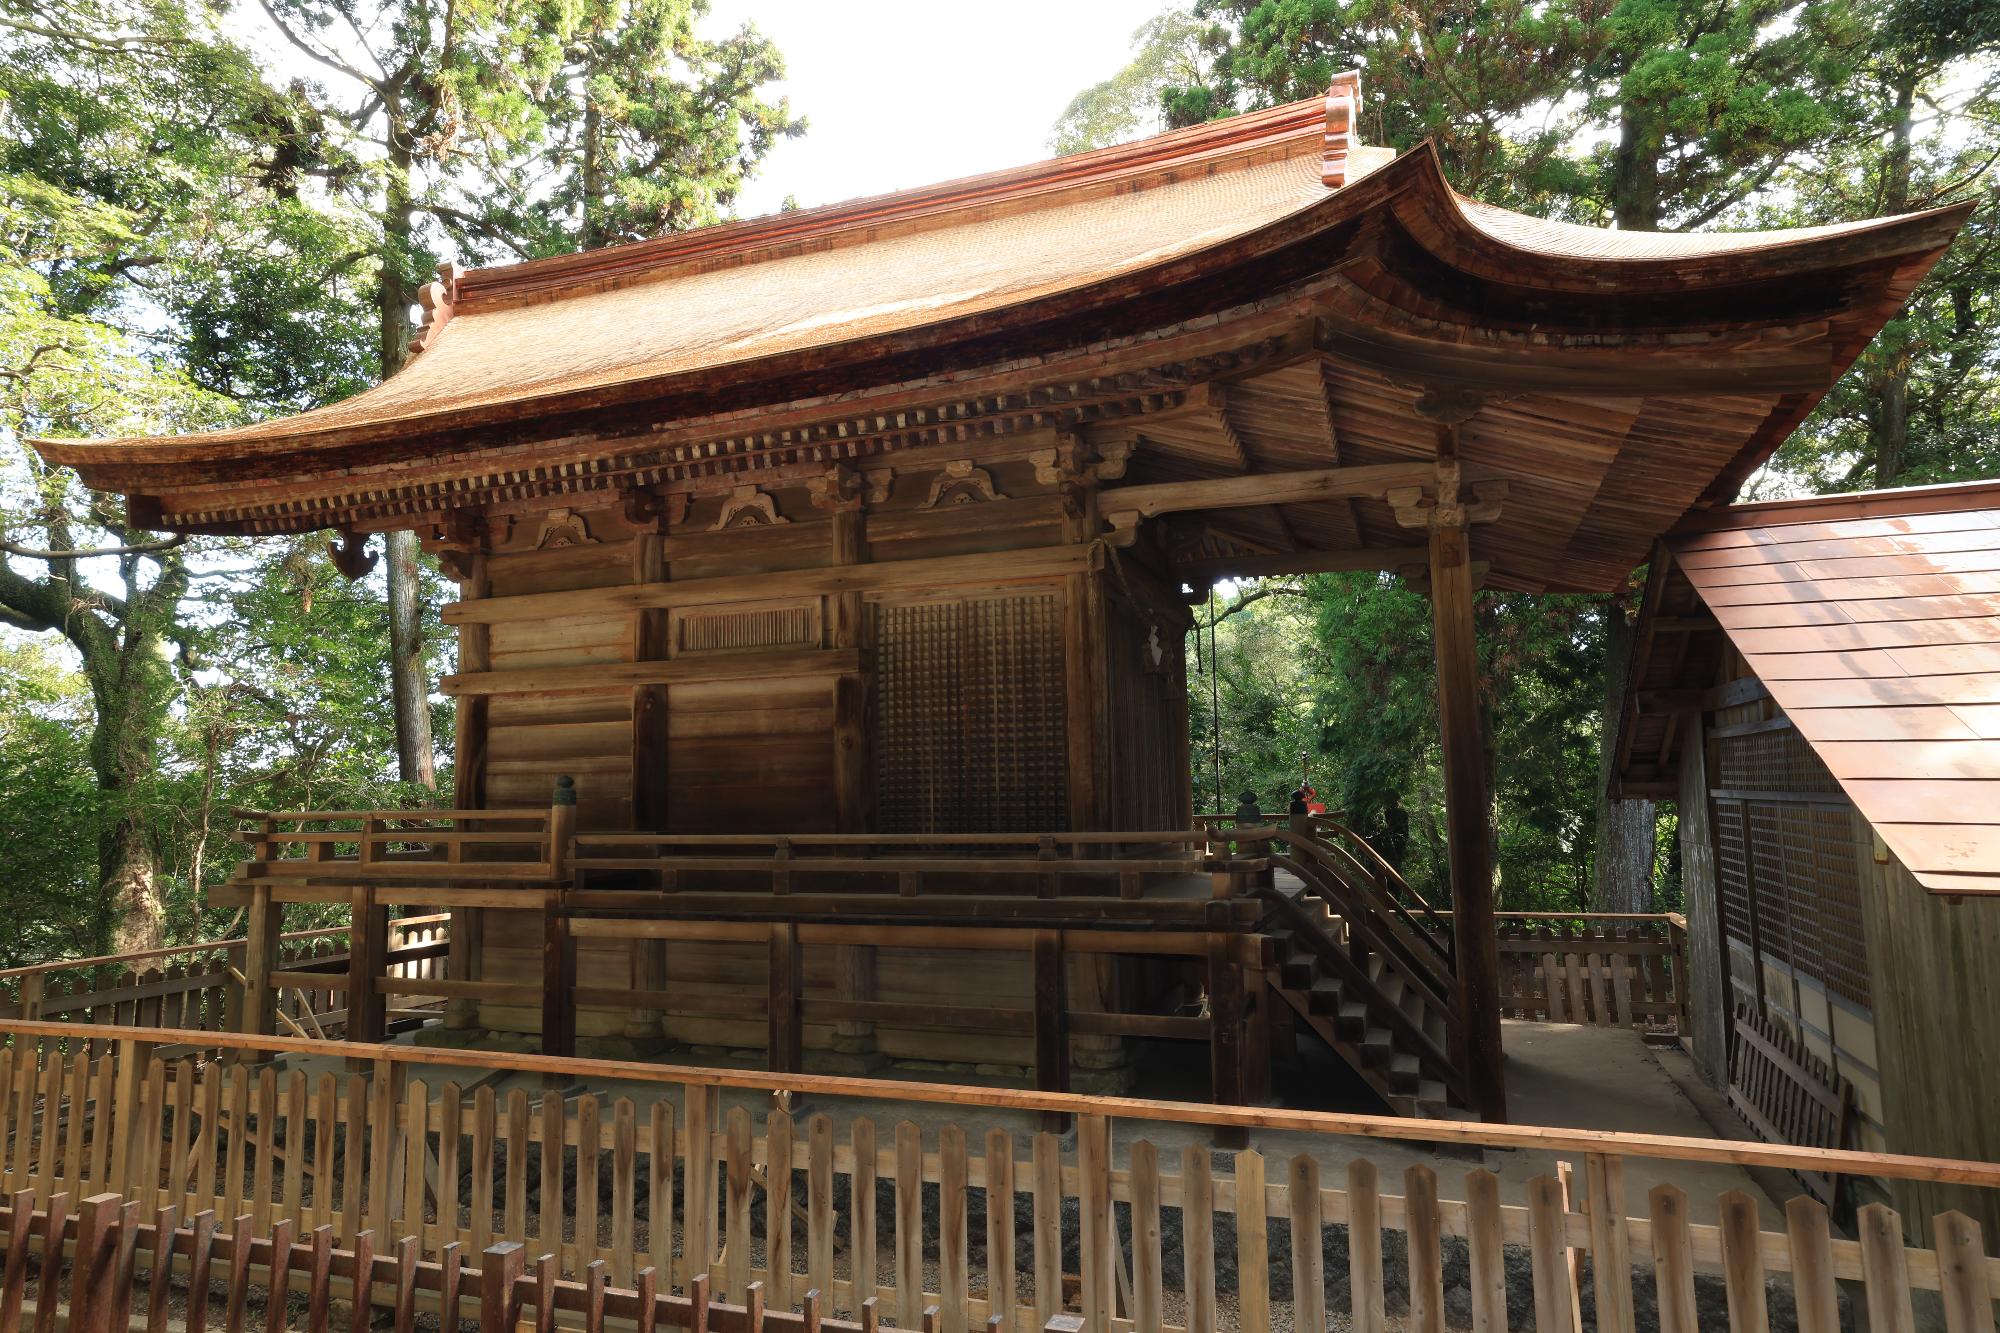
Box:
[440,647,861,698]
[1634,688,1706,716]
[1428,490,1506,1124]
[443,543,1095,627]
[1099,462,1435,523]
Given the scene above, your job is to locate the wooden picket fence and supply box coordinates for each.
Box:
[1483,913,1690,1034]
[2,1018,1998,1333]
[0,1189,1054,1333]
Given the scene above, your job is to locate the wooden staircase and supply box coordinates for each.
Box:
[1257,820,1474,1119]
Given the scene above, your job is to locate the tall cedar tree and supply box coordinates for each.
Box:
[250,0,801,785]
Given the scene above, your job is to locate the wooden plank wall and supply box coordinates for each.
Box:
[1860,847,2000,1243]
[452,438,1191,1060]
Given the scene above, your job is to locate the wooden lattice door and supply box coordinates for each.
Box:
[874,590,1068,833]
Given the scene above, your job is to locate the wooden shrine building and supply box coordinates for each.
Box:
[1613,480,2000,1232]
[35,72,1969,1124]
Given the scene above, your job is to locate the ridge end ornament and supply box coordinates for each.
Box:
[409,260,465,356]
[1322,69,1364,189]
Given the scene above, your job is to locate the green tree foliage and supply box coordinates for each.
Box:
[1052,11,1216,155]
[0,640,100,962]
[0,0,800,958]
[1191,576,1675,911]
[1073,0,1995,911]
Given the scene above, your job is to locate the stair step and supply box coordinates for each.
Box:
[1336,1000,1369,1041]
[1360,1027,1393,1069]
[1387,1052,1422,1094]
[1307,980,1344,1014]
[1279,950,1317,989]
[1411,1079,1463,1119]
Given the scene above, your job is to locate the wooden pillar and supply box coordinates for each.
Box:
[238,883,283,1045]
[1206,933,1245,1108]
[348,886,389,1045]
[448,549,490,1030]
[1032,930,1069,1132]
[1061,478,1106,833]
[1060,476,1126,1085]
[542,779,577,1060]
[540,889,575,1060]
[824,487,878,1059]
[1429,499,1506,1123]
[768,923,802,1075]
[627,525,670,1045]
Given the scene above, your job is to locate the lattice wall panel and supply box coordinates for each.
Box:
[1718,725,1843,794]
[1711,722,1873,1008]
[1715,799,1754,951]
[673,601,819,655]
[875,592,1066,834]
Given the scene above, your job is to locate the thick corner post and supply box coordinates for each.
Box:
[347,885,390,1045]
[1418,430,1506,1123]
[542,776,578,1061]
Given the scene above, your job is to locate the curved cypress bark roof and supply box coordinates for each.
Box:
[32,80,1971,595]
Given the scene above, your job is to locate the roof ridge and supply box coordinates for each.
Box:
[1677,478,2000,532]
[452,95,1332,309]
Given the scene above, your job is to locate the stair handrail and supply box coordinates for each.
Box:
[1307,815,1449,935]
[1266,837,1459,1028]
[1274,824,1454,979]
[1305,831,1454,963]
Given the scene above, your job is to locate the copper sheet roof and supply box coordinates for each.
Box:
[1628,481,2000,894]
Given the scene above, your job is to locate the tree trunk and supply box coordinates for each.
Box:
[101,814,164,955]
[85,644,176,955]
[386,528,435,787]
[1592,599,1656,913]
[1612,99,1662,230]
[1871,75,1917,488]
[378,128,436,788]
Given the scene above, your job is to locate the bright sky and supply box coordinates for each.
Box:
[706,0,1168,218]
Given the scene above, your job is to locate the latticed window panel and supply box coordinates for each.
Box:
[1808,806,1873,1007]
[1717,725,1844,795]
[1715,798,1755,951]
[1711,720,1873,1009]
[1747,802,1795,967]
[875,591,1067,835]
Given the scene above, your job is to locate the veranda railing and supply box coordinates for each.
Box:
[2,1017,1995,1333]
[0,915,450,1047]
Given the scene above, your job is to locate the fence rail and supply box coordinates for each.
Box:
[1,1017,1996,1333]
[0,917,449,1048]
[0,1190,1052,1333]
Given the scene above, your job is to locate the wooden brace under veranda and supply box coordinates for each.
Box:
[2,1016,2000,1333]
